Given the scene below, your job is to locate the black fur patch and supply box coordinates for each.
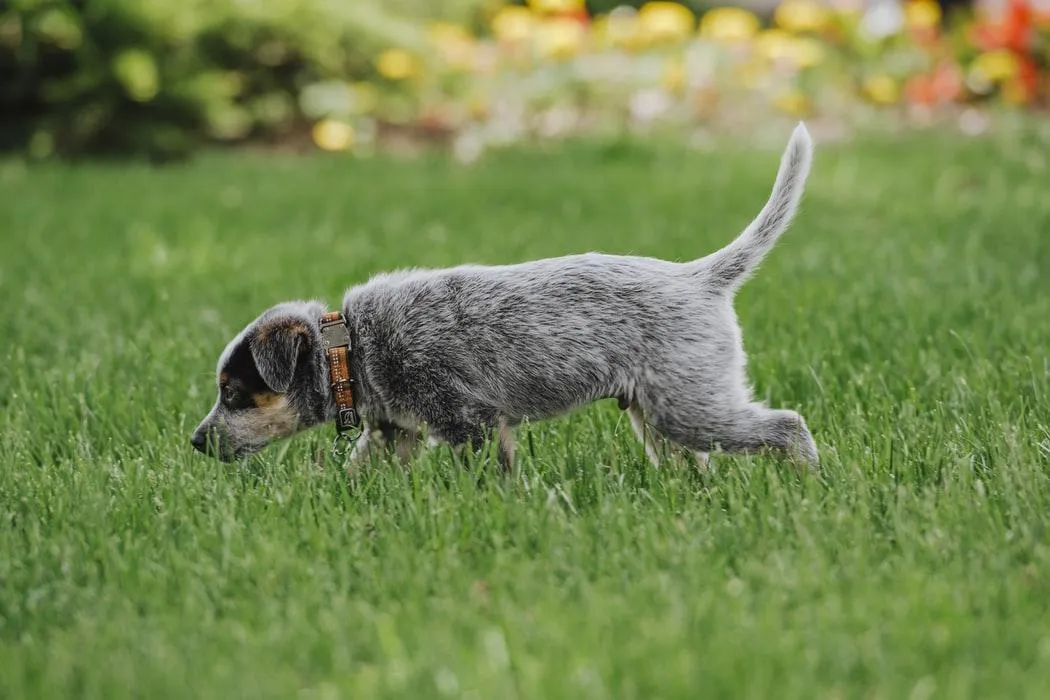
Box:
[219,337,270,410]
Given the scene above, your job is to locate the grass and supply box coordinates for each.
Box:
[1,126,1049,700]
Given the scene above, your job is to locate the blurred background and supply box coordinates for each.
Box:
[1,0,1047,161]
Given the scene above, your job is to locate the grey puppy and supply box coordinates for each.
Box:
[192,123,817,470]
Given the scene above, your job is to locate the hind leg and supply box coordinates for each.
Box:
[648,400,818,470]
[628,404,710,471]
[716,405,819,468]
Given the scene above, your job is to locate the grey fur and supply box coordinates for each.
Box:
[192,123,818,469]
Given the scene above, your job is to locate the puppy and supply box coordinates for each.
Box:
[192,124,818,470]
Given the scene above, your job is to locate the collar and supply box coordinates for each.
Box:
[319,311,360,454]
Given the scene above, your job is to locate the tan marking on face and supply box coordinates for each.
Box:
[252,391,282,408]
[226,396,300,443]
[219,371,230,386]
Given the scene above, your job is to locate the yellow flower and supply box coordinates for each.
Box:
[757,29,794,61]
[492,6,535,44]
[756,30,824,68]
[773,88,812,116]
[699,7,760,42]
[528,0,585,13]
[375,48,417,80]
[774,0,830,33]
[312,119,355,151]
[862,74,899,104]
[662,59,685,92]
[904,0,941,31]
[971,49,1018,83]
[534,17,585,60]
[791,36,825,68]
[639,1,696,44]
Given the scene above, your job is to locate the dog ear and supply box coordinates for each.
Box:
[249,319,310,393]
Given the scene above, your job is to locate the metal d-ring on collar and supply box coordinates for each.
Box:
[319,311,361,456]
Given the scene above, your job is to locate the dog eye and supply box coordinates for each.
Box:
[221,385,237,405]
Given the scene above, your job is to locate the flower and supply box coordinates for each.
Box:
[862,73,900,103]
[698,7,760,42]
[312,119,355,151]
[930,63,963,102]
[534,17,586,60]
[904,0,941,31]
[528,0,586,14]
[904,74,936,104]
[773,88,812,116]
[790,36,826,68]
[756,29,795,60]
[662,58,685,92]
[756,30,825,68]
[859,0,905,41]
[774,0,830,34]
[638,1,696,44]
[375,48,417,80]
[492,6,535,44]
[971,49,1019,82]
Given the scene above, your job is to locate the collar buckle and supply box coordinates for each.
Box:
[320,317,351,350]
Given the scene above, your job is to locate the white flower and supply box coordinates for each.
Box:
[859,0,904,42]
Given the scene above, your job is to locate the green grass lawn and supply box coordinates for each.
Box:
[1,128,1049,699]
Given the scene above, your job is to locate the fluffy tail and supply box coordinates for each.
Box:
[698,123,813,292]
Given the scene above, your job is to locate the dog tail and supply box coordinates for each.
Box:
[696,122,813,293]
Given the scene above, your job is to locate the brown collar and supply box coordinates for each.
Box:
[319,311,360,452]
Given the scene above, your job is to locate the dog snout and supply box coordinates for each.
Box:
[190,427,208,454]
[191,424,220,455]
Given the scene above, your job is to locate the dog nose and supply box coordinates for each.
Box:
[190,429,208,454]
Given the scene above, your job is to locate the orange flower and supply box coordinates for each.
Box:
[930,63,963,102]
[904,74,936,105]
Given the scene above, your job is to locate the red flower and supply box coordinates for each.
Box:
[1005,0,1033,52]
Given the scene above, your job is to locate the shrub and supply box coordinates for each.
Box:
[0,0,489,159]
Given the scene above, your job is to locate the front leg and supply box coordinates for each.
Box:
[347,422,379,465]
[347,420,421,467]
[426,415,514,472]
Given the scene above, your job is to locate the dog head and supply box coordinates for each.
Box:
[191,300,331,461]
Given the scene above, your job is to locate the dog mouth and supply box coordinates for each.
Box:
[192,430,264,463]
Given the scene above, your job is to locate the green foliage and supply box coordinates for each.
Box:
[1,131,1050,697]
[0,0,486,159]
